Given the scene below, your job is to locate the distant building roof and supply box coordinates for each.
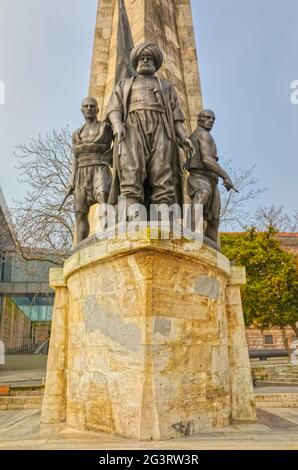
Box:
[221,230,298,254]
[278,232,298,238]
[278,232,298,253]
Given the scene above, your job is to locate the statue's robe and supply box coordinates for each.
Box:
[106,76,185,210]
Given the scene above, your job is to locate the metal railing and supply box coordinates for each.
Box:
[1,338,49,355]
[249,349,289,359]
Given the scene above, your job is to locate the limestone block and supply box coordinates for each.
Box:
[229,266,247,286]
[41,283,69,425]
[226,277,256,422]
[49,268,66,288]
[66,400,86,429]
[41,400,66,423]
[86,399,114,433]
[46,347,66,372]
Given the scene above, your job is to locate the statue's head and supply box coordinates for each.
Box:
[81,97,99,120]
[198,109,216,131]
[131,42,163,76]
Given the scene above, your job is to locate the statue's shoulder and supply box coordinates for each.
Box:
[72,127,83,144]
[96,120,113,144]
[157,77,172,90]
[115,77,135,89]
[198,126,211,140]
[191,126,212,145]
[191,126,203,139]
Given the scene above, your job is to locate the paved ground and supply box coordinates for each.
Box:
[0,408,297,450]
[255,386,298,393]
[0,370,297,449]
[0,369,45,387]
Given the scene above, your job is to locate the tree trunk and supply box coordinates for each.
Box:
[290,322,298,338]
[280,326,292,357]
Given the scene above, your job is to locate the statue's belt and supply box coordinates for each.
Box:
[77,153,110,168]
[128,103,165,113]
[189,169,219,182]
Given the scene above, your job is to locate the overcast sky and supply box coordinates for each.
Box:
[0,0,297,222]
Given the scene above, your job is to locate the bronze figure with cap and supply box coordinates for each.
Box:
[68,97,113,242]
[187,109,237,244]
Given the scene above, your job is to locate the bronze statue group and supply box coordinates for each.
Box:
[67,42,236,245]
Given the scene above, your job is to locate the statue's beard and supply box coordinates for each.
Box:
[137,65,156,75]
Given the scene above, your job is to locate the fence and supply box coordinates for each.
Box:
[0,338,49,355]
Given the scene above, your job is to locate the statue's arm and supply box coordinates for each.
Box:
[174,121,187,141]
[199,133,234,188]
[106,82,126,141]
[69,133,78,190]
[168,84,195,154]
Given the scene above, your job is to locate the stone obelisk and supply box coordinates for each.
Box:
[89,0,203,133]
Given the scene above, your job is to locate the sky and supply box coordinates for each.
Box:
[0,0,297,220]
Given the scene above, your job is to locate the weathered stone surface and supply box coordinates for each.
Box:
[41,284,68,425]
[226,276,256,422]
[41,236,255,439]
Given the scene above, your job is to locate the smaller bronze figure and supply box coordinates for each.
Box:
[68,97,113,242]
[187,110,236,244]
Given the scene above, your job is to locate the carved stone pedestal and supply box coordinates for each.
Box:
[41,230,255,440]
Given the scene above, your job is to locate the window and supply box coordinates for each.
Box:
[264,335,274,345]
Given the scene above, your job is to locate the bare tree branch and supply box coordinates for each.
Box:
[12,127,74,260]
[219,159,265,230]
[255,205,298,232]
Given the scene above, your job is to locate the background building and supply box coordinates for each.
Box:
[245,232,298,353]
[0,187,59,365]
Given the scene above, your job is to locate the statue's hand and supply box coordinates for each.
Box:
[66,182,75,195]
[113,123,126,142]
[182,137,196,157]
[223,178,237,192]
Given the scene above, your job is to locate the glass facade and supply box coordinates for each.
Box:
[12,295,54,322]
[1,251,56,322]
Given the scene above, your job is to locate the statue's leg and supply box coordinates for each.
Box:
[205,219,220,244]
[93,166,111,204]
[191,188,210,232]
[118,114,145,209]
[205,183,221,244]
[147,118,175,206]
[76,212,90,243]
[97,191,109,231]
[74,168,90,242]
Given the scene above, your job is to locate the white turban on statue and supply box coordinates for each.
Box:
[130,42,163,72]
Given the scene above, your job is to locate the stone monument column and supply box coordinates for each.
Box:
[89,0,203,132]
[41,0,256,440]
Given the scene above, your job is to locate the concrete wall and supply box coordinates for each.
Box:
[246,326,296,351]
[0,354,47,370]
[0,297,31,343]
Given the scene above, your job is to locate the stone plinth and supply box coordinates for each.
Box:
[41,231,256,440]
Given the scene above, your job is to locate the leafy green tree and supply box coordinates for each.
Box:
[221,228,298,353]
